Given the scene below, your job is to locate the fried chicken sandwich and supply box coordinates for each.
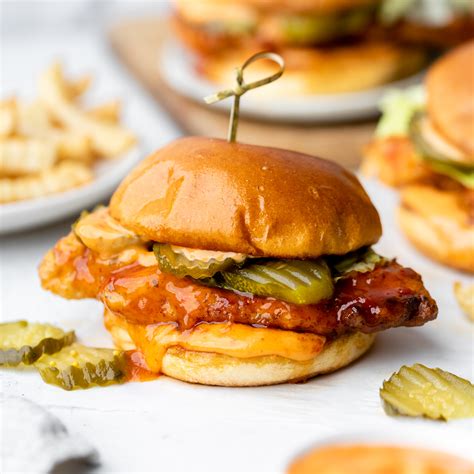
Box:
[40,137,437,386]
[172,0,427,95]
[363,40,474,272]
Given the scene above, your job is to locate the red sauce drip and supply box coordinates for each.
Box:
[124,350,159,382]
[100,262,436,337]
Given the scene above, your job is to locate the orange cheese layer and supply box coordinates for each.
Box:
[104,309,326,373]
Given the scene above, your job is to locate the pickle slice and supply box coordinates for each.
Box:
[153,243,247,279]
[221,259,334,305]
[35,343,125,390]
[73,206,145,256]
[380,364,474,420]
[0,321,75,366]
[282,8,372,45]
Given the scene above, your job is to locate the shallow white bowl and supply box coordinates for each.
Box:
[160,41,426,123]
[0,146,142,234]
[285,424,474,471]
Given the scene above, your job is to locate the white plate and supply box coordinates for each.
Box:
[0,146,142,234]
[160,41,425,122]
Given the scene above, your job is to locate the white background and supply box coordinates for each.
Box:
[1,1,473,472]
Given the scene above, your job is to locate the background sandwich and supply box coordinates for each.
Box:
[40,137,437,386]
[363,40,474,273]
[172,0,427,95]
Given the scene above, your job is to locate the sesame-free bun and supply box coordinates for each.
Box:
[108,312,375,386]
[174,0,378,20]
[197,43,427,94]
[110,137,382,258]
[426,41,474,161]
[398,185,474,273]
[161,332,375,386]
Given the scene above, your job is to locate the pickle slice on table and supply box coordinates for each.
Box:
[222,259,334,305]
[36,343,126,390]
[153,243,247,279]
[380,364,474,420]
[0,321,75,366]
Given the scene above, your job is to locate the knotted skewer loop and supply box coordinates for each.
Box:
[204,51,285,142]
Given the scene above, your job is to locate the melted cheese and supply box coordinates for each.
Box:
[104,309,326,373]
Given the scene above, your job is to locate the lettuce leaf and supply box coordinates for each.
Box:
[379,0,474,25]
[427,159,474,189]
[375,86,425,139]
[332,248,388,281]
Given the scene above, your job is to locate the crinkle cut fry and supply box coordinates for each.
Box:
[0,161,92,203]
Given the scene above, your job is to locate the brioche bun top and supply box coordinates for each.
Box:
[426,40,474,159]
[174,0,377,20]
[110,137,381,258]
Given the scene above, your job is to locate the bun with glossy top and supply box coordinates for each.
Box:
[426,40,474,160]
[110,137,382,258]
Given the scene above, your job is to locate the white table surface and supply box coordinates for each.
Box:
[1,18,473,474]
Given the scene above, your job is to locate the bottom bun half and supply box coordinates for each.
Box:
[106,310,375,387]
[160,332,375,387]
[398,185,474,273]
[199,42,426,95]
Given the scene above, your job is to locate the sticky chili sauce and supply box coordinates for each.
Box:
[105,308,326,374]
[124,350,159,382]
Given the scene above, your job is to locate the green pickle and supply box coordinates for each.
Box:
[36,343,126,390]
[73,206,144,255]
[153,243,246,279]
[380,364,474,420]
[0,321,75,366]
[222,259,334,305]
[282,9,371,44]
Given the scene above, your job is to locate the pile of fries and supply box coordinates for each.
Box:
[0,63,136,204]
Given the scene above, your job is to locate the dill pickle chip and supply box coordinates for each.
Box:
[73,207,144,256]
[0,321,75,366]
[35,343,126,390]
[153,243,247,279]
[222,259,334,305]
[380,364,474,420]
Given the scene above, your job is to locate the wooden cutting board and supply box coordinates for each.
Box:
[109,18,376,169]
